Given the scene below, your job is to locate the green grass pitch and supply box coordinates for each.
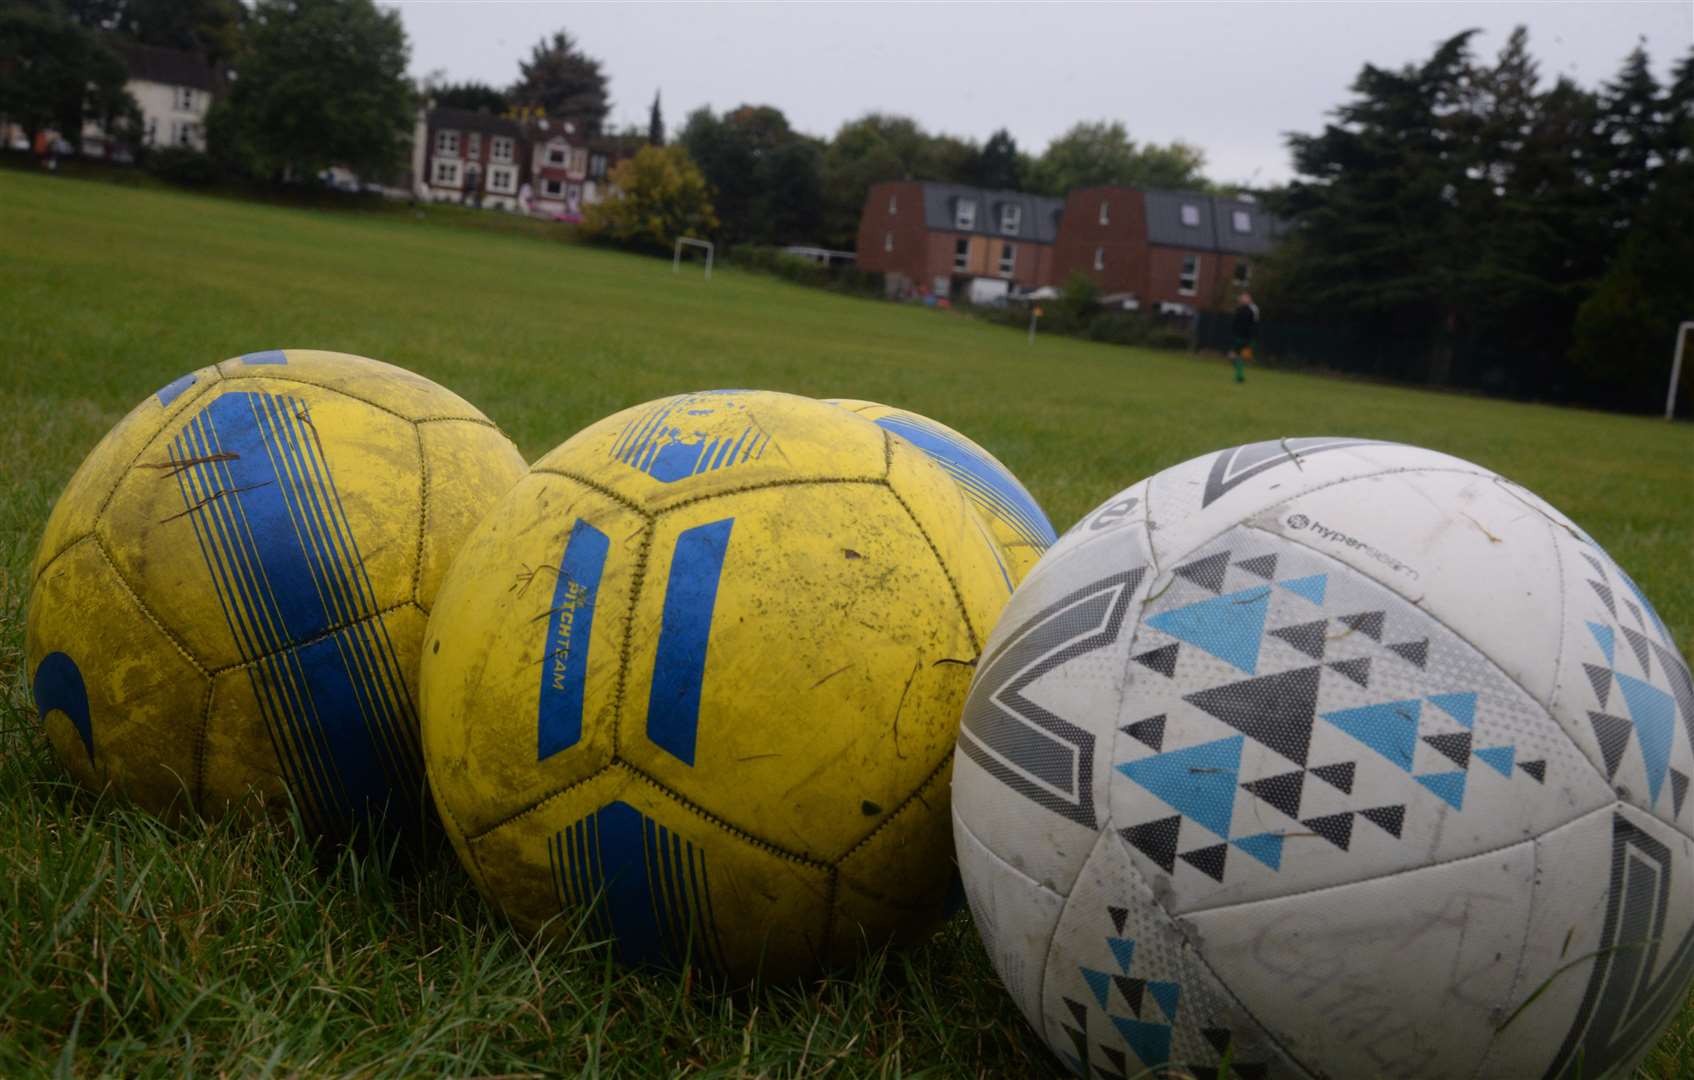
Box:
[2,170,1691,1076]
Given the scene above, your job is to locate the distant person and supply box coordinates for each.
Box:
[1229,291,1260,384]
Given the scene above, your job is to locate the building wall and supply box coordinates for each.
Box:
[132,79,210,151]
[1052,186,1148,296]
[855,181,932,292]
[1146,246,1227,309]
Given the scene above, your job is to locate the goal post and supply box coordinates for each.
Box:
[673,237,714,281]
[1668,321,1692,421]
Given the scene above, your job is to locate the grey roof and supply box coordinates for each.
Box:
[428,107,524,140]
[116,40,216,92]
[920,183,1064,244]
[1145,189,1280,255]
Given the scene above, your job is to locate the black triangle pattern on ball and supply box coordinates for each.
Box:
[1108,905,1128,935]
[1174,551,1232,595]
[1327,657,1372,687]
[1588,711,1634,779]
[1423,731,1473,769]
[1202,1028,1234,1055]
[1584,663,1613,709]
[1624,599,1644,628]
[1065,996,1089,1028]
[1673,770,1690,818]
[1303,812,1355,850]
[1518,760,1546,784]
[1241,770,1305,819]
[1179,843,1229,882]
[1337,611,1385,641]
[1235,554,1278,580]
[1388,639,1429,668]
[1121,816,1182,873]
[1062,1025,1090,1075]
[1114,976,1146,1017]
[1101,1046,1128,1075]
[1269,620,1327,660]
[1620,626,1653,678]
[1184,665,1322,767]
[1359,804,1405,838]
[1310,761,1355,794]
[1590,580,1617,617]
[1133,644,1181,678]
[1582,551,1606,579]
[1123,715,1167,752]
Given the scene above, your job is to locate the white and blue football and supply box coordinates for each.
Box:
[952,439,1694,1079]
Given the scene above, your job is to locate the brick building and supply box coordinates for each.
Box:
[855,181,1063,300]
[411,107,634,217]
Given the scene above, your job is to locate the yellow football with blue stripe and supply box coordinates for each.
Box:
[25,349,526,845]
[826,400,1056,582]
[420,390,1012,981]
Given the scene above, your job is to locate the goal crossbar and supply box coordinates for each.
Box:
[673,237,714,281]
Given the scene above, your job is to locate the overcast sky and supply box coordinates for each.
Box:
[387,2,1693,186]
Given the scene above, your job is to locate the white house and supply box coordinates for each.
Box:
[81,41,217,159]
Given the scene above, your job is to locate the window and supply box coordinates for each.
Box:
[144,118,157,145]
[175,86,197,112]
[1180,203,1200,227]
[1099,201,1110,225]
[1093,246,1105,271]
[491,136,513,163]
[435,130,460,157]
[884,231,894,253]
[999,242,1015,277]
[1232,209,1252,233]
[888,193,897,215]
[546,144,567,166]
[173,122,196,147]
[1179,254,1199,295]
[589,154,607,179]
[999,203,1021,235]
[954,237,969,271]
[1234,261,1251,287]
[955,199,976,230]
[541,177,564,197]
[432,159,461,187]
[467,132,481,159]
[489,166,515,193]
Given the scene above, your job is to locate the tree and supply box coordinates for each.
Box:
[1028,121,1208,195]
[647,89,663,145]
[0,7,138,148]
[1591,43,1665,234]
[818,112,974,249]
[680,104,823,245]
[206,0,410,182]
[433,80,506,113]
[583,144,718,249]
[970,128,1023,190]
[511,29,608,135]
[32,0,245,66]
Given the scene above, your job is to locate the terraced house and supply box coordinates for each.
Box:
[856,182,1064,301]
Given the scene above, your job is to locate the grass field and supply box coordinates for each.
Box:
[2,170,1691,1077]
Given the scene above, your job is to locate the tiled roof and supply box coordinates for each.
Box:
[428,107,524,139]
[115,40,216,92]
[920,183,1065,244]
[1144,190,1278,255]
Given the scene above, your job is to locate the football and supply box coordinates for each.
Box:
[420,389,1012,982]
[27,349,526,844]
[825,399,1056,582]
[952,438,1694,1078]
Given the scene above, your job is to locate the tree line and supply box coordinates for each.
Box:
[1265,29,1694,413]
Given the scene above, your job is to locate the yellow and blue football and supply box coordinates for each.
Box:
[26,349,526,844]
[420,390,1011,981]
[826,399,1056,582]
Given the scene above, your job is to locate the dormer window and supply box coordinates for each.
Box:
[546,143,567,166]
[1099,201,1110,225]
[1180,203,1200,227]
[1000,204,1021,235]
[1232,209,1252,233]
[955,199,976,230]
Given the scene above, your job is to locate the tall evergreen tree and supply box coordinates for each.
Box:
[647,89,663,145]
[1591,44,1664,234]
[970,128,1023,190]
[511,30,608,134]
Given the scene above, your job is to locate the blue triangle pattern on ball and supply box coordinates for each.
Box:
[1322,700,1422,771]
[1415,770,1467,810]
[1278,574,1328,606]
[1474,745,1516,778]
[1587,621,1616,666]
[1230,832,1285,870]
[1615,672,1676,805]
[1145,587,1272,674]
[1110,1015,1173,1070]
[1116,735,1243,839]
[1426,692,1477,730]
[1107,936,1136,974]
[1148,981,1182,1023]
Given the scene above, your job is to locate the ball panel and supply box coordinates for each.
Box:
[1479,802,1694,1077]
[1108,524,1611,914]
[415,419,528,610]
[1186,840,1536,1079]
[215,349,495,423]
[1041,826,1289,1078]
[954,504,1153,893]
[618,483,975,861]
[830,758,954,961]
[32,363,222,582]
[98,381,422,671]
[421,474,637,839]
[883,427,1018,618]
[535,390,888,511]
[465,763,833,984]
[26,539,206,812]
[953,807,1068,1038]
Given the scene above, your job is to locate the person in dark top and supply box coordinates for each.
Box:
[1229,291,1260,383]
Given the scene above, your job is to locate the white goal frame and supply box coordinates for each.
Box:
[673,237,714,281]
[1668,321,1691,421]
